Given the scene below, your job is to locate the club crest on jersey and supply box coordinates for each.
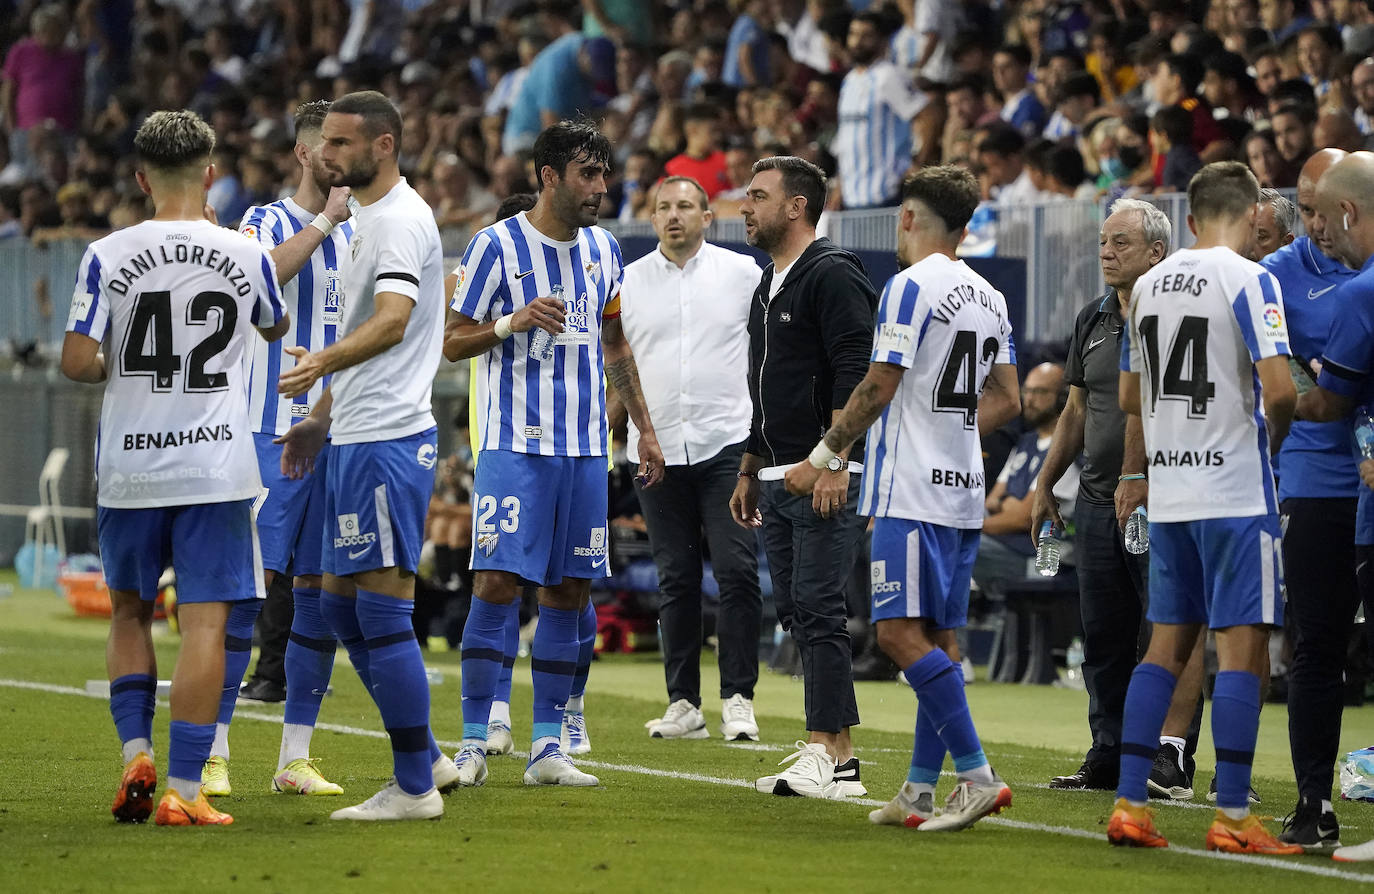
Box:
[416,443,437,469]
[351,231,364,261]
[585,261,600,284]
[477,531,499,556]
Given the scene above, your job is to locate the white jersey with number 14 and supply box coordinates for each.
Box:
[859,253,1016,528]
[1124,246,1289,522]
[65,219,285,508]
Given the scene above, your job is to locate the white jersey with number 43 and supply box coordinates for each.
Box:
[1124,246,1290,522]
[65,219,285,509]
[859,253,1016,528]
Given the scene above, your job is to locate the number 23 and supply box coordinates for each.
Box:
[476,495,520,533]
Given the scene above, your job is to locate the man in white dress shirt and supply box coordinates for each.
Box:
[619,176,766,742]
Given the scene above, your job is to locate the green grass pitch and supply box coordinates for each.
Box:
[4,570,1374,893]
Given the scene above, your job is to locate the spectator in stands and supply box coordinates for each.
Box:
[616,147,660,222]
[1086,20,1138,102]
[1045,143,1095,199]
[205,145,250,227]
[993,43,1047,139]
[1035,198,1174,792]
[831,11,926,209]
[1152,105,1203,192]
[1261,0,1316,42]
[1314,107,1365,150]
[1296,24,1342,95]
[973,363,1077,609]
[502,15,603,155]
[665,103,732,202]
[1244,127,1286,186]
[1,4,83,178]
[1271,100,1316,184]
[1353,57,1374,137]
[30,180,107,246]
[942,74,993,162]
[1149,54,1225,157]
[1044,71,1102,141]
[582,0,654,47]
[1203,50,1264,121]
[1250,42,1288,99]
[905,0,963,88]
[432,153,498,257]
[723,0,775,88]
[1334,0,1374,52]
[975,122,1041,206]
[1251,186,1297,259]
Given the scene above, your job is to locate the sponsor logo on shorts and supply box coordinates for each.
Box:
[477,531,499,556]
[870,560,901,595]
[334,512,377,550]
[574,526,609,566]
[417,443,437,469]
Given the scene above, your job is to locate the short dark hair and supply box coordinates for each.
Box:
[1187,160,1259,222]
[900,164,979,234]
[1248,41,1282,64]
[751,155,826,226]
[656,175,709,209]
[1161,53,1203,95]
[1024,138,1055,173]
[995,43,1033,68]
[975,122,1026,158]
[134,109,216,170]
[330,90,403,156]
[1272,99,1317,127]
[495,192,537,221]
[854,9,900,39]
[532,117,613,190]
[1299,24,1343,51]
[1047,145,1086,187]
[1205,50,1250,85]
[948,73,986,96]
[293,100,331,138]
[1271,79,1317,109]
[1059,71,1100,102]
[683,102,721,124]
[1151,105,1194,145]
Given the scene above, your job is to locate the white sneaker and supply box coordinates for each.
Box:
[523,743,599,786]
[918,775,1012,832]
[452,744,488,787]
[562,710,591,755]
[869,782,937,828]
[1334,838,1374,863]
[831,757,868,797]
[647,699,710,739]
[432,753,461,793]
[755,741,835,798]
[329,781,443,821]
[720,694,759,741]
[486,721,514,756]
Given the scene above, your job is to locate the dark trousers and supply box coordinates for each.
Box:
[1076,499,1151,764]
[759,476,865,733]
[250,570,294,685]
[635,442,763,706]
[1283,497,1359,802]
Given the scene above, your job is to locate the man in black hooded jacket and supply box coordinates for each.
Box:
[730,156,878,799]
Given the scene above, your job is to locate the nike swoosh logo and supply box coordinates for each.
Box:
[348,546,371,560]
[874,594,902,608]
[592,553,608,570]
[1307,285,1336,300]
[1087,337,1106,351]
[514,269,535,280]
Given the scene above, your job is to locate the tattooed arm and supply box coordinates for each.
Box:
[602,315,665,486]
[784,362,903,503]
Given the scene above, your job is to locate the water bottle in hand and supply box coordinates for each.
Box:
[1035,519,1061,577]
[1124,506,1149,555]
[1355,411,1374,460]
[528,284,565,362]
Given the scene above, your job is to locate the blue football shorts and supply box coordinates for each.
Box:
[253,432,329,577]
[98,499,263,603]
[1148,514,1284,628]
[869,516,981,630]
[321,428,437,577]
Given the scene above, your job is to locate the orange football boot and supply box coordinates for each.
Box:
[1205,812,1302,855]
[155,789,234,826]
[111,752,157,824]
[1107,798,1169,848]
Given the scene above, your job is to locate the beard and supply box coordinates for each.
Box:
[328,155,379,188]
[746,215,786,252]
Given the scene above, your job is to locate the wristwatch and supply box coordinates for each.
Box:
[826,456,844,472]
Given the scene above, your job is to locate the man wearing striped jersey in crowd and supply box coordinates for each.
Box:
[443,118,665,788]
[201,101,355,800]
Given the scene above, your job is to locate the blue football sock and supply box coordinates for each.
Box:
[908,705,946,787]
[903,650,988,776]
[1212,670,1262,811]
[283,586,336,728]
[217,600,261,727]
[320,591,373,697]
[1116,662,1178,804]
[461,597,509,742]
[495,599,520,707]
[109,673,156,753]
[568,601,597,706]
[531,605,579,745]
[355,589,433,795]
[167,719,214,798]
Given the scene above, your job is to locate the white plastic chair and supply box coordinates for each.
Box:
[23,448,69,585]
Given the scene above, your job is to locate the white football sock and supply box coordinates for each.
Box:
[168,775,201,801]
[278,723,314,770]
[490,700,511,727]
[566,694,584,713]
[122,737,152,764]
[210,723,230,760]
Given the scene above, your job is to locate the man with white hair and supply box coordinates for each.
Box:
[1251,187,1296,260]
[1033,197,1183,792]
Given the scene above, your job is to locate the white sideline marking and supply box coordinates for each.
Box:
[5,677,1372,884]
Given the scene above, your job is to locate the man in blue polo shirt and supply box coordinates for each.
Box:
[1283,150,1370,855]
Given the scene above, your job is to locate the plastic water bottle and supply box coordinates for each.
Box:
[1035,520,1061,577]
[527,284,564,362]
[1124,506,1149,555]
[1065,637,1085,689]
[424,666,444,686]
[1355,411,1374,460]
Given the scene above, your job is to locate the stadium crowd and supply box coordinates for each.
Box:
[19,0,1374,861]
[5,0,1374,247]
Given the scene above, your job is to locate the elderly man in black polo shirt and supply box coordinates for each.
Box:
[730,156,878,800]
[1031,197,1188,790]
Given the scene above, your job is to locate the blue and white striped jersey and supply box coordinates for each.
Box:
[832,61,926,209]
[859,254,1016,527]
[452,211,624,457]
[239,198,353,436]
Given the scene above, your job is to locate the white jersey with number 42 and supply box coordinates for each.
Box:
[65,219,285,509]
[1124,246,1289,522]
[859,253,1016,528]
